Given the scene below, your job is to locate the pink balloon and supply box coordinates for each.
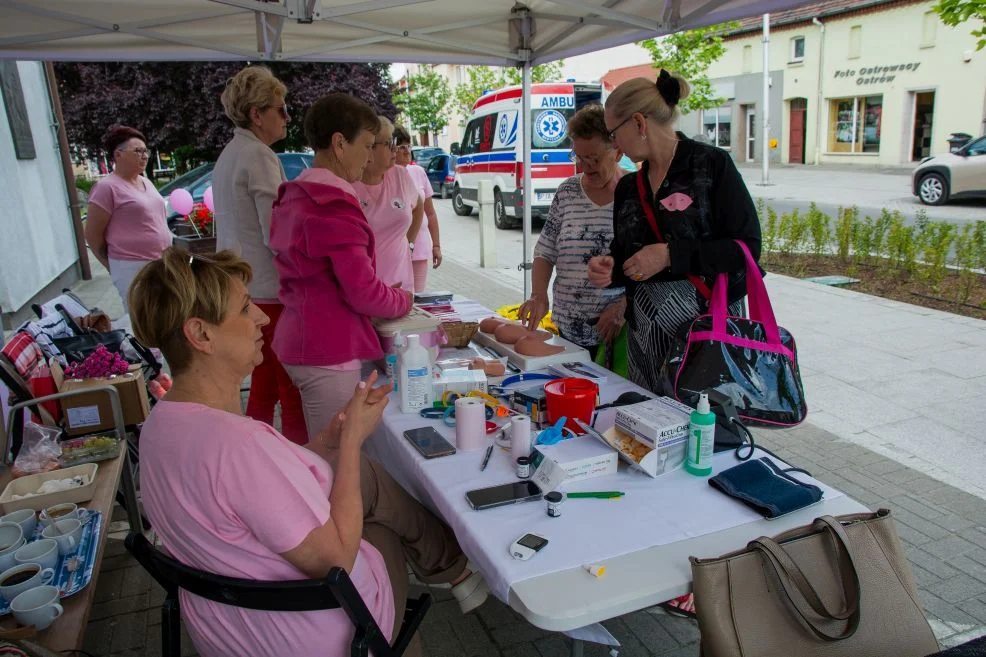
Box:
[170,188,194,216]
[203,186,214,213]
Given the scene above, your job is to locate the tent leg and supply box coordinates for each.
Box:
[521,61,533,299]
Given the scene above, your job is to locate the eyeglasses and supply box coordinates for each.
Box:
[396,144,412,152]
[118,147,150,156]
[267,104,289,119]
[373,138,398,149]
[606,115,634,141]
[569,151,603,167]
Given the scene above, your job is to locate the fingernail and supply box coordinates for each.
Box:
[358,382,366,389]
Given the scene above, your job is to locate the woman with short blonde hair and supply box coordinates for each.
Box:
[213,65,306,443]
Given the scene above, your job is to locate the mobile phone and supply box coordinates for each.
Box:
[403,427,456,459]
[465,480,542,511]
[510,532,549,560]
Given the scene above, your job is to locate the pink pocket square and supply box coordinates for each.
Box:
[660,193,693,211]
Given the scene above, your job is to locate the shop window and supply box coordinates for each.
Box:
[827,95,882,153]
[702,106,732,149]
[742,45,753,73]
[790,36,805,63]
[921,11,937,48]
[848,25,862,59]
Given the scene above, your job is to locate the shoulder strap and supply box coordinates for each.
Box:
[635,172,711,300]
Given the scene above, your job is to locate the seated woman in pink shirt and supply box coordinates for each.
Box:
[352,116,422,294]
[85,124,172,313]
[269,94,414,437]
[128,248,487,657]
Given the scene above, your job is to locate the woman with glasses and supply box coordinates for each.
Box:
[269,94,413,440]
[212,65,306,444]
[352,117,423,293]
[518,105,627,363]
[84,124,172,313]
[393,125,442,292]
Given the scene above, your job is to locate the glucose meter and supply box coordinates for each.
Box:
[509,533,549,561]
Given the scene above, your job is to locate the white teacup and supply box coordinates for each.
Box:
[39,504,80,529]
[0,524,25,574]
[0,510,37,539]
[11,584,63,630]
[0,563,55,604]
[42,519,83,556]
[14,538,59,572]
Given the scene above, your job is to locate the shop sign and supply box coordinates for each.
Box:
[832,62,921,85]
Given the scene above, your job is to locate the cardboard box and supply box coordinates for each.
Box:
[615,396,691,450]
[51,361,150,435]
[589,426,686,479]
[433,369,487,398]
[511,385,548,428]
[530,436,618,492]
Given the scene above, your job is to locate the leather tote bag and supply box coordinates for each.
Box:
[660,239,807,427]
[690,509,939,657]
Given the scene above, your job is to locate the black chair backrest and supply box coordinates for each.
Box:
[125,532,395,655]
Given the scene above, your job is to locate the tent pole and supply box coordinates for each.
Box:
[761,13,770,184]
[522,61,532,298]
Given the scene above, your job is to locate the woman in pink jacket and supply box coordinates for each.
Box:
[270,93,413,440]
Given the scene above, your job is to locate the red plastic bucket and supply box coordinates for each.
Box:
[544,378,599,434]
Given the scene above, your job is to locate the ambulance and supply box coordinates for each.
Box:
[451,82,604,229]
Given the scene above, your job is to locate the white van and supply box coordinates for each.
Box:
[451,82,604,229]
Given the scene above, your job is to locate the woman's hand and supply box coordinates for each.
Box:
[518,294,549,331]
[622,244,670,282]
[595,298,627,343]
[432,245,443,269]
[339,371,391,448]
[588,256,615,288]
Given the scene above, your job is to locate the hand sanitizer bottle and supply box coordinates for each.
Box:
[399,334,432,413]
[685,392,715,476]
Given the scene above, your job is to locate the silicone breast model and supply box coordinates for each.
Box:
[493,323,530,344]
[515,335,565,357]
[469,358,506,377]
[479,317,505,333]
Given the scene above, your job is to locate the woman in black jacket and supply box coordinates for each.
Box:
[588,72,762,394]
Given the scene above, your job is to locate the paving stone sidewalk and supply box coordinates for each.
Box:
[76,259,985,656]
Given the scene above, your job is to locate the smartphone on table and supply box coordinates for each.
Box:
[403,427,456,459]
[466,480,543,511]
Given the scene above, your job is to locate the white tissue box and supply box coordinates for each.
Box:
[530,436,618,492]
[432,369,487,398]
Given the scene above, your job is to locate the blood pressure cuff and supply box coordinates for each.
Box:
[709,457,822,519]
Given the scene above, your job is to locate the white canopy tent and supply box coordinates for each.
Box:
[0,0,813,294]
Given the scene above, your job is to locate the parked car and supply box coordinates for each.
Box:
[912,135,986,206]
[411,147,445,170]
[160,152,313,227]
[424,154,457,198]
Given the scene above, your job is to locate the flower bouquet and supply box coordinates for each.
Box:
[172,203,217,254]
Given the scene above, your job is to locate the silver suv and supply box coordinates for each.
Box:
[912,135,986,205]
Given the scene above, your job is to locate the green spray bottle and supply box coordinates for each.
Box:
[685,392,716,476]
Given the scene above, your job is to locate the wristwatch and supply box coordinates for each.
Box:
[409,241,415,252]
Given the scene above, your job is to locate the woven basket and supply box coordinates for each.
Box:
[441,321,479,348]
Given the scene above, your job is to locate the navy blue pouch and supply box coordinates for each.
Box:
[709,457,822,519]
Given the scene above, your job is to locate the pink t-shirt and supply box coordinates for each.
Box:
[140,401,395,657]
[352,167,416,292]
[405,164,433,262]
[88,173,172,261]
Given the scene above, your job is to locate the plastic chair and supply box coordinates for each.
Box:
[125,532,432,657]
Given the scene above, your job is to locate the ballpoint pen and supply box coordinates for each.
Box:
[480,443,495,471]
[566,491,625,499]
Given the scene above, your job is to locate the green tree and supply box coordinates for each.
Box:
[397,65,452,145]
[934,0,986,50]
[451,61,564,117]
[638,22,739,114]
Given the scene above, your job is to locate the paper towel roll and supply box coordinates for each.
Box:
[510,415,532,462]
[455,397,486,451]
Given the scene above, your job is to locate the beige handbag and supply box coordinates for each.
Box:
[690,509,939,657]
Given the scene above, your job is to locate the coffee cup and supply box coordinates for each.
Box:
[14,538,59,572]
[1,509,37,539]
[11,585,62,630]
[40,504,79,529]
[0,524,25,573]
[0,564,55,604]
[42,519,83,556]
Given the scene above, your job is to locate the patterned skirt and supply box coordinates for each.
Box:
[627,280,745,395]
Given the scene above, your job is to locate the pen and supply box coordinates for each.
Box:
[566,491,625,499]
[480,443,494,471]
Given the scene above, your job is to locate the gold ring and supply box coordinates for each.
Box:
[634,273,643,281]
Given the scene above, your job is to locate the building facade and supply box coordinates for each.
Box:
[678,0,986,166]
[401,63,470,152]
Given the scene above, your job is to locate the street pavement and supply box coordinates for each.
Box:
[69,166,986,655]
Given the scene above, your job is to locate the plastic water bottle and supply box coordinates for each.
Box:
[685,393,716,476]
[385,331,402,392]
[399,334,432,413]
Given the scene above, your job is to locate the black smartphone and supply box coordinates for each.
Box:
[465,480,543,511]
[403,427,456,459]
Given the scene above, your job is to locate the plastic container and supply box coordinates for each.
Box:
[544,378,599,434]
[0,464,99,515]
[374,308,445,363]
[57,435,121,468]
[399,334,433,413]
[685,393,716,477]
